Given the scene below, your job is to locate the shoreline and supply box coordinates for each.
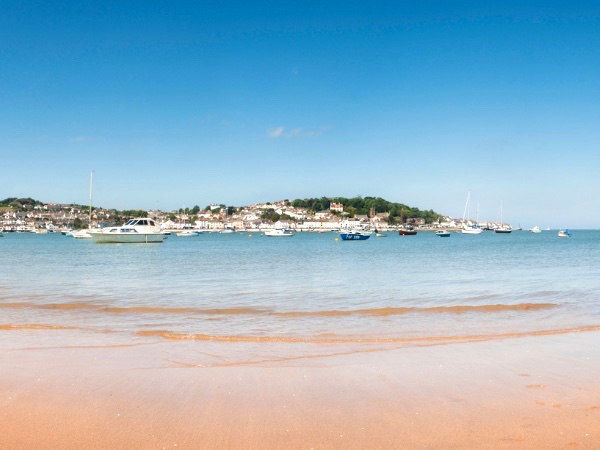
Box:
[3,330,599,448]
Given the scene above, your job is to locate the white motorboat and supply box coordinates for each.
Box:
[72,229,93,239]
[530,226,542,233]
[89,218,166,243]
[264,229,294,237]
[176,230,198,237]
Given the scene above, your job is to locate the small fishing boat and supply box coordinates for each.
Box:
[398,226,417,236]
[530,226,542,233]
[558,229,571,238]
[435,230,451,237]
[339,230,371,241]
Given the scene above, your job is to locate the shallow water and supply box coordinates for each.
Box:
[1,230,599,345]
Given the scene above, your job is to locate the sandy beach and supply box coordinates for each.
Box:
[3,329,600,449]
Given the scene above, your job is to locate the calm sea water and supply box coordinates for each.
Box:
[2,230,600,346]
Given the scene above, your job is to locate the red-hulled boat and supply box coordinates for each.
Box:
[398,226,417,236]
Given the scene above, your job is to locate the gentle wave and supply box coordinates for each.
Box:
[0,302,270,314]
[275,303,558,317]
[137,325,600,344]
[104,306,268,315]
[0,302,558,316]
[0,323,76,330]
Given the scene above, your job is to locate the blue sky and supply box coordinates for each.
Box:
[1,1,599,228]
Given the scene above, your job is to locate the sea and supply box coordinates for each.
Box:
[2,230,600,354]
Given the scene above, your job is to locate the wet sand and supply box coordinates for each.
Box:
[2,331,600,449]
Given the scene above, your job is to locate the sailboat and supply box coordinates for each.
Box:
[494,201,512,234]
[72,171,94,239]
[176,206,199,236]
[461,191,483,234]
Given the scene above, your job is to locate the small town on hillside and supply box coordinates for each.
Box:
[0,198,511,233]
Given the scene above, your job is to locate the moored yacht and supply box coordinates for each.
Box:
[461,224,483,234]
[460,191,483,234]
[264,228,294,237]
[89,218,166,243]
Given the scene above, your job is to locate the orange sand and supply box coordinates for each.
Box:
[2,331,600,449]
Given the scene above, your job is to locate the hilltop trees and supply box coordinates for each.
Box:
[0,197,43,208]
[290,196,441,224]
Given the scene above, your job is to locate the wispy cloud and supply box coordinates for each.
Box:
[70,136,88,143]
[267,127,285,138]
[266,126,330,139]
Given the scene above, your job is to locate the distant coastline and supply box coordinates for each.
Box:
[0,196,512,233]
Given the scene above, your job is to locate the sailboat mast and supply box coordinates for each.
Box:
[89,170,94,229]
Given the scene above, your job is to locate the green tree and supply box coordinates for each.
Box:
[260,209,281,222]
